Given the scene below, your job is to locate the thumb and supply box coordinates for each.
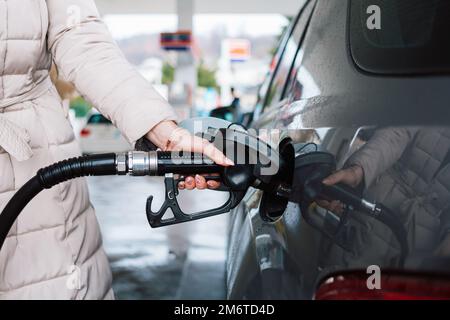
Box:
[322,170,345,186]
[196,139,234,167]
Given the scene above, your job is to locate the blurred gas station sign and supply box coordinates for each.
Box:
[226,39,251,62]
[160,31,192,51]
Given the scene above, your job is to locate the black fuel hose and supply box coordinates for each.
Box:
[373,204,409,266]
[0,176,43,251]
[322,184,409,267]
[0,151,225,251]
[0,153,117,251]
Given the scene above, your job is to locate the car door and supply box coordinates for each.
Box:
[226,0,318,299]
[245,0,365,298]
[232,0,450,301]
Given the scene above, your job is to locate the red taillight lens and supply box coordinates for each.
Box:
[80,128,91,137]
[315,271,450,300]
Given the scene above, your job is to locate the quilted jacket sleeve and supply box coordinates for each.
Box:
[46,0,178,145]
[345,127,419,188]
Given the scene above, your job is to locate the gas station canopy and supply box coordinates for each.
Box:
[95,0,304,112]
[96,0,301,15]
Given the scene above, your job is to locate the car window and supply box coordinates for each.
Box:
[284,11,321,103]
[350,0,450,74]
[87,114,112,125]
[263,0,316,109]
[252,3,305,121]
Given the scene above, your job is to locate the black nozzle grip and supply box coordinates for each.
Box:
[156,152,222,175]
[320,183,363,210]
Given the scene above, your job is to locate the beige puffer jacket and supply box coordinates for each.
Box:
[0,0,177,299]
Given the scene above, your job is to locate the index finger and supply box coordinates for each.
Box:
[199,139,234,167]
[322,170,346,186]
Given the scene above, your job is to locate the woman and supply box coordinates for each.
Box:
[0,0,231,299]
[319,127,450,266]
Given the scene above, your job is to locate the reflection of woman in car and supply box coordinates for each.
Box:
[0,1,232,299]
[320,127,450,266]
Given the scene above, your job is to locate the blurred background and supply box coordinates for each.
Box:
[52,0,298,299]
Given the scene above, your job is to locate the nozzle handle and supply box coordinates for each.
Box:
[156,152,222,175]
[321,183,365,211]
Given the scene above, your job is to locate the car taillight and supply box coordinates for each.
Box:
[80,128,91,137]
[315,270,450,300]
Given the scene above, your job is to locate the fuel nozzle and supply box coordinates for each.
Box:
[114,127,284,228]
[0,125,287,251]
[286,151,408,266]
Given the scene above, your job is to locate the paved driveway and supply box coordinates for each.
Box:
[88,175,228,299]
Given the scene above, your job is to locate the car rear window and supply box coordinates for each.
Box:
[87,114,112,124]
[349,0,450,75]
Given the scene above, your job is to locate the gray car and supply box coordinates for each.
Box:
[226,0,450,299]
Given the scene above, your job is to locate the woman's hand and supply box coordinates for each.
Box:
[317,165,364,214]
[146,121,234,190]
[322,164,364,188]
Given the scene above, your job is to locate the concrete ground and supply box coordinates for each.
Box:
[87,175,229,300]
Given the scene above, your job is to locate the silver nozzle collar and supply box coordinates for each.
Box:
[116,151,159,176]
[116,153,127,175]
[148,151,158,175]
[128,151,150,176]
[361,199,377,213]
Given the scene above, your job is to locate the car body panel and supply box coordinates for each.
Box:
[226,0,450,299]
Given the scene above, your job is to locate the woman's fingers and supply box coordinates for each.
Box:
[178,174,221,190]
[316,199,330,209]
[195,175,207,190]
[207,180,221,189]
[322,165,364,188]
[185,176,196,190]
[161,126,234,189]
[203,173,221,190]
[319,166,365,214]
[165,127,234,166]
[316,199,344,215]
[323,170,346,186]
[329,200,344,215]
[187,136,234,166]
